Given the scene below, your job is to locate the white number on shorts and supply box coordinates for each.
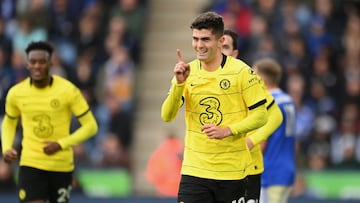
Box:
[231,198,259,203]
[57,186,72,203]
[232,197,245,203]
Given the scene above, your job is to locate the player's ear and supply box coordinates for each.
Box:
[219,35,225,44]
[232,50,239,58]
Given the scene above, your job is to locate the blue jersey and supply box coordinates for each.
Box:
[261,88,296,187]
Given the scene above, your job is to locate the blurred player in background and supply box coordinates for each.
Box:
[253,58,297,203]
[222,29,283,202]
[1,41,98,203]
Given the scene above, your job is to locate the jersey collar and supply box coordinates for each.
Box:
[29,76,54,87]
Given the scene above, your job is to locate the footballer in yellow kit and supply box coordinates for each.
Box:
[1,41,98,203]
[162,55,268,180]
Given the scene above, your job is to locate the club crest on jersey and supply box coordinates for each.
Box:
[248,68,255,75]
[50,99,60,109]
[219,79,230,90]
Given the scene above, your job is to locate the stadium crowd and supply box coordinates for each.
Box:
[207,0,360,172]
[0,0,147,192]
[0,0,359,197]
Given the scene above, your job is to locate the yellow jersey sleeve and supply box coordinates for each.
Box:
[58,110,98,149]
[248,98,283,146]
[161,77,185,122]
[228,68,268,135]
[1,115,18,154]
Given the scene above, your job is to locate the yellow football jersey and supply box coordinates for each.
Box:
[162,55,268,180]
[246,77,283,175]
[3,75,93,172]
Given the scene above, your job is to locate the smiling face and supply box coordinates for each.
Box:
[192,28,223,63]
[27,50,52,85]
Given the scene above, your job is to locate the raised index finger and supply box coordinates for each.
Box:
[177,49,183,62]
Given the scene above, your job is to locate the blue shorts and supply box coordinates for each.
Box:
[18,166,73,203]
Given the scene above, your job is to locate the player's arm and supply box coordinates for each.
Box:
[161,49,189,122]
[1,89,20,163]
[57,110,98,149]
[1,114,19,163]
[228,67,269,135]
[161,78,185,122]
[203,102,268,139]
[247,99,283,148]
[228,100,268,136]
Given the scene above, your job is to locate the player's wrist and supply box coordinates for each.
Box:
[224,127,232,137]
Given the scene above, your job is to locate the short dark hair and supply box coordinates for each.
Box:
[224,29,239,51]
[190,11,224,38]
[25,41,54,58]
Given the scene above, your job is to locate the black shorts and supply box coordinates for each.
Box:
[18,166,73,203]
[246,174,261,201]
[178,175,247,203]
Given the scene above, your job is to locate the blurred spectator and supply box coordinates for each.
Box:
[74,1,106,61]
[49,51,70,78]
[47,0,90,66]
[308,79,336,116]
[0,46,15,118]
[73,143,93,168]
[286,73,314,145]
[99,133,130,169]
[95,45,134,148]
[73,50,98,107]
[306,115,334,170]
[99,15,139,63]
[252,0,283,38]
[281,34,312,78]
[16,0,49,29]
[0,18,13,56]
[291,173,320,198]
[12,14,47,54]
[243,14,269,63]
[303,14,333,58]
[10,50,27,83]
[109,0,146,63]
[209,0,252,52]
[331,101,360,169]
[311,52,338,96]
[343,68,360,105]
[0,0,17,38]
[145,131,183,198]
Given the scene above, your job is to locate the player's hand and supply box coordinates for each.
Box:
[201,124,232,139]
[43,141,62,155]
[174,49,190,84]
[3,149,18,164]
[246,137,254,150]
